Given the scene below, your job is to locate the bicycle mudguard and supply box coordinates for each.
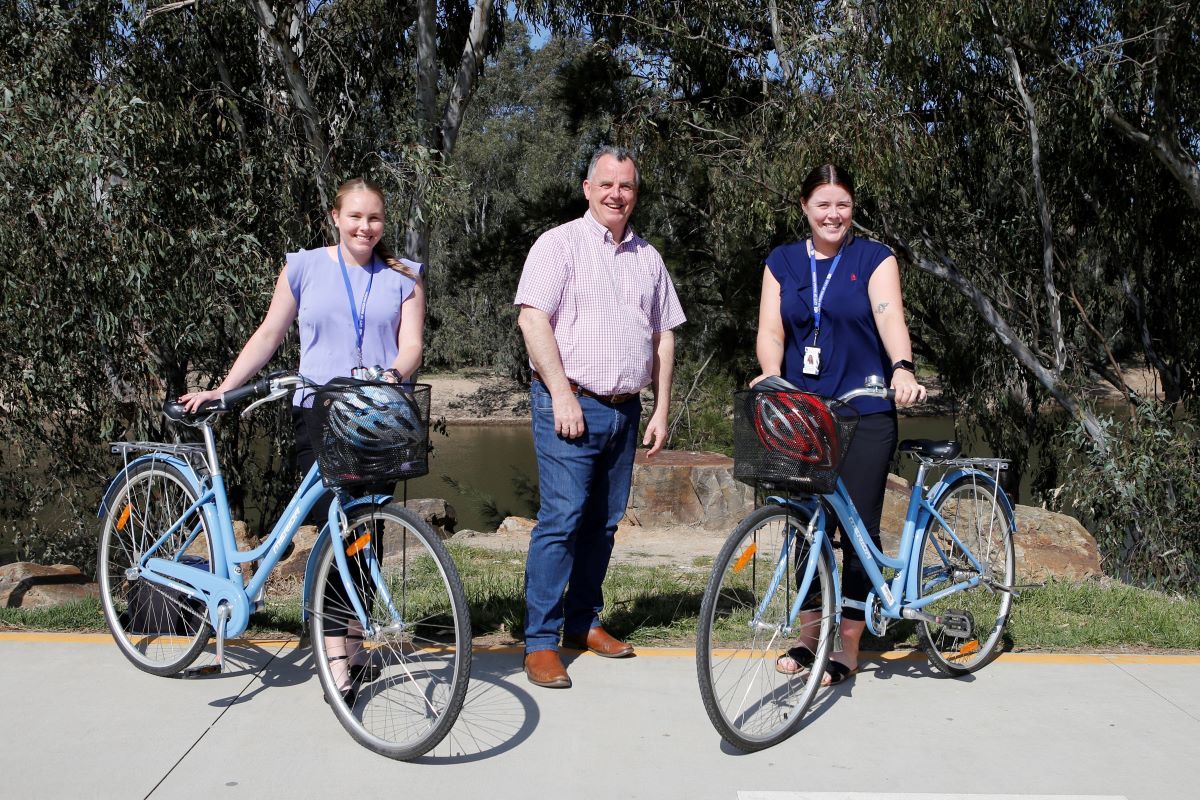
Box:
[300,494,394,624]
[97,453,204,518]
[925,469,1017,532]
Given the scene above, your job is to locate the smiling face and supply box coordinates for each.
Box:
[331,188,385,266]
[801,183,854,256]
[583,154,639,239]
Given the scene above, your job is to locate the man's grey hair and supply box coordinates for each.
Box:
[587,146,640,189]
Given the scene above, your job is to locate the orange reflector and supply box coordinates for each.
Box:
[346,532,372,557]
[960,640,981,656]
[732,543,758,573]
[116,504,131,531]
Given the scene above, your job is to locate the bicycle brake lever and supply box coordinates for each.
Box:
[241,387,290,418]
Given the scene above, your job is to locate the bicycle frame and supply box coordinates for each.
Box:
[766,462,1014,633]
[105,425,391,641]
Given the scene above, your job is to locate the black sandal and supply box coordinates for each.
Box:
[822,660,859,686]
[324,655,356,705]
[346,633,379,683]
[775,645,817,675]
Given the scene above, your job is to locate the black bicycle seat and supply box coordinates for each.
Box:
[898,439,962,459]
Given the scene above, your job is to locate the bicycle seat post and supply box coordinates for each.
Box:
[200,421,222,479]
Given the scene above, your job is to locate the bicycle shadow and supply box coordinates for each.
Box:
[410,649,538,764]
[187,639,315,707]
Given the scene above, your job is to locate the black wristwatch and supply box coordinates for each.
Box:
[892,359,916,373]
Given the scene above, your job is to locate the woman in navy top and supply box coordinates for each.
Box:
[751,164,926,685]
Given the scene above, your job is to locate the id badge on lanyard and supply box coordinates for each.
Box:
[337,246,375,368]
[805,240,845,376]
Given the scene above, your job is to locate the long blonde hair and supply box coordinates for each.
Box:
[332,178,418,279]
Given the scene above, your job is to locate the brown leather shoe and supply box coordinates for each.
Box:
[561,626,635,658]
[524,649,571,688]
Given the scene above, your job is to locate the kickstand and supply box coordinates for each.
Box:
[182,604,230,678]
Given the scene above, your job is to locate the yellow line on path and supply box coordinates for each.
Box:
[2,633,1198,664]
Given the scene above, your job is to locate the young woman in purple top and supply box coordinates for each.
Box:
[180,178,425,700]
[750,164,926,686]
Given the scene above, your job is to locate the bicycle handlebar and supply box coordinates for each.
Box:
[751,374,897,404]
[163,372,307,423]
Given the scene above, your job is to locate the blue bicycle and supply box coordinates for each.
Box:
[96,372,471,760]
[696,377,1017,751]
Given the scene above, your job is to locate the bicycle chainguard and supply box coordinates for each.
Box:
[934,609,974,639]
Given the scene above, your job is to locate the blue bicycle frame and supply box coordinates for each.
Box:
[763,464,1015,635]
[103,451,390,642]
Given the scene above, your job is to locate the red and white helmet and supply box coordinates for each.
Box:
[752,391,838,466]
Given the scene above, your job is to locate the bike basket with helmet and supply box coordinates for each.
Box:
[731,387,857,494]
[305,378,431,488]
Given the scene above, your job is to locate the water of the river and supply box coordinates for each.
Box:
[0,414,1029,566]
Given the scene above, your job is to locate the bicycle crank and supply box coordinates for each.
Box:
[902,607,975,639]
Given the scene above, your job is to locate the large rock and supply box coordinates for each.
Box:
[877,475,1099,581]
[628,450,754,529]
[403,498,457,538]
[0,563,98,609]
[1013,506,1101,581]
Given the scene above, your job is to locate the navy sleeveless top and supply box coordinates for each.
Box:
[765,235,896,414]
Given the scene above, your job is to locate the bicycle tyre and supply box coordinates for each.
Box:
[310,503,471,760]
[916,473,1016,676]
[696,504,835,751]
[97,460,215,676]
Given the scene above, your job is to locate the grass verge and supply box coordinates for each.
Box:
[3,545,1198,653]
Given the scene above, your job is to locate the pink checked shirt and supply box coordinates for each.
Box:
[514,211,686,395]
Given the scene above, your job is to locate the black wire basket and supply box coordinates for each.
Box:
[305,379,431,489]
[732,389,858,495]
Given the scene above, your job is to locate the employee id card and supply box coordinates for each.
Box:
[803,345,821,376]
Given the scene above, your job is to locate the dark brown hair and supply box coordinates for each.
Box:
[800,164,855,202]
[333,178,418,279]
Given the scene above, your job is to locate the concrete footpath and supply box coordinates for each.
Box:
[1,633,1198,800]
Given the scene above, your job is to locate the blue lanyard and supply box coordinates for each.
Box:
[808,239,846,343]
[336,245,375,367]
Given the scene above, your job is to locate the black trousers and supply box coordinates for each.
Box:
[292,408,393,637]
[804,410,897,622]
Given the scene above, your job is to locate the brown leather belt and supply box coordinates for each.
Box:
[531,371,638,405]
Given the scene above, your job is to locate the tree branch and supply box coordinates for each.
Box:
[1004,43,1066,377]
[244,0,331,215]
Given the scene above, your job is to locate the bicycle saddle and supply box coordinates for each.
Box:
[898,439,962,459]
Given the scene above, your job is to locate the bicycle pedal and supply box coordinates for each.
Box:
[182,663,222,678]
[937,609,974,639]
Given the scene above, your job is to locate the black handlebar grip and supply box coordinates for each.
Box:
[219,377,271,409]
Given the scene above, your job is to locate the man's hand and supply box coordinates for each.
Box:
[553,391,586,439]
[642,411,668,456]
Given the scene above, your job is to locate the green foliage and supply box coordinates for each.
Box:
[1065,403,1200,594]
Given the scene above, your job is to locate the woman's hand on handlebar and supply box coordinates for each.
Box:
[891,370,927,407]
[179,388,223,413]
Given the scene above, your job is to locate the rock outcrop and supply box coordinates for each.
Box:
[627,450,754,530]
[1,563,99,608]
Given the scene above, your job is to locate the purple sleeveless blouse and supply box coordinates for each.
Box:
[285,247,422,403]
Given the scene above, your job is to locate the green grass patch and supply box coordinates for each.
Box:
[4,554,1198,653]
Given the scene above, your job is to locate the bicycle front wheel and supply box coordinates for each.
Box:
[696,504,835,752]
[310,503,471,760]
[97,460,215,676]
[916,474,1016,676]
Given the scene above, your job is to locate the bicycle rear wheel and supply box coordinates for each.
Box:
[916,474,1016,676]
[696,504,834,752]
[310,503,471,760]
[97,460,215,676]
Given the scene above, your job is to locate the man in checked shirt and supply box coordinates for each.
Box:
[514,146,686,689]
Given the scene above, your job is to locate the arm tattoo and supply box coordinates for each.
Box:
[874,302,890,315]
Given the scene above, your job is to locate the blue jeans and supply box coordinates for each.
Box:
[524,380,641,653]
